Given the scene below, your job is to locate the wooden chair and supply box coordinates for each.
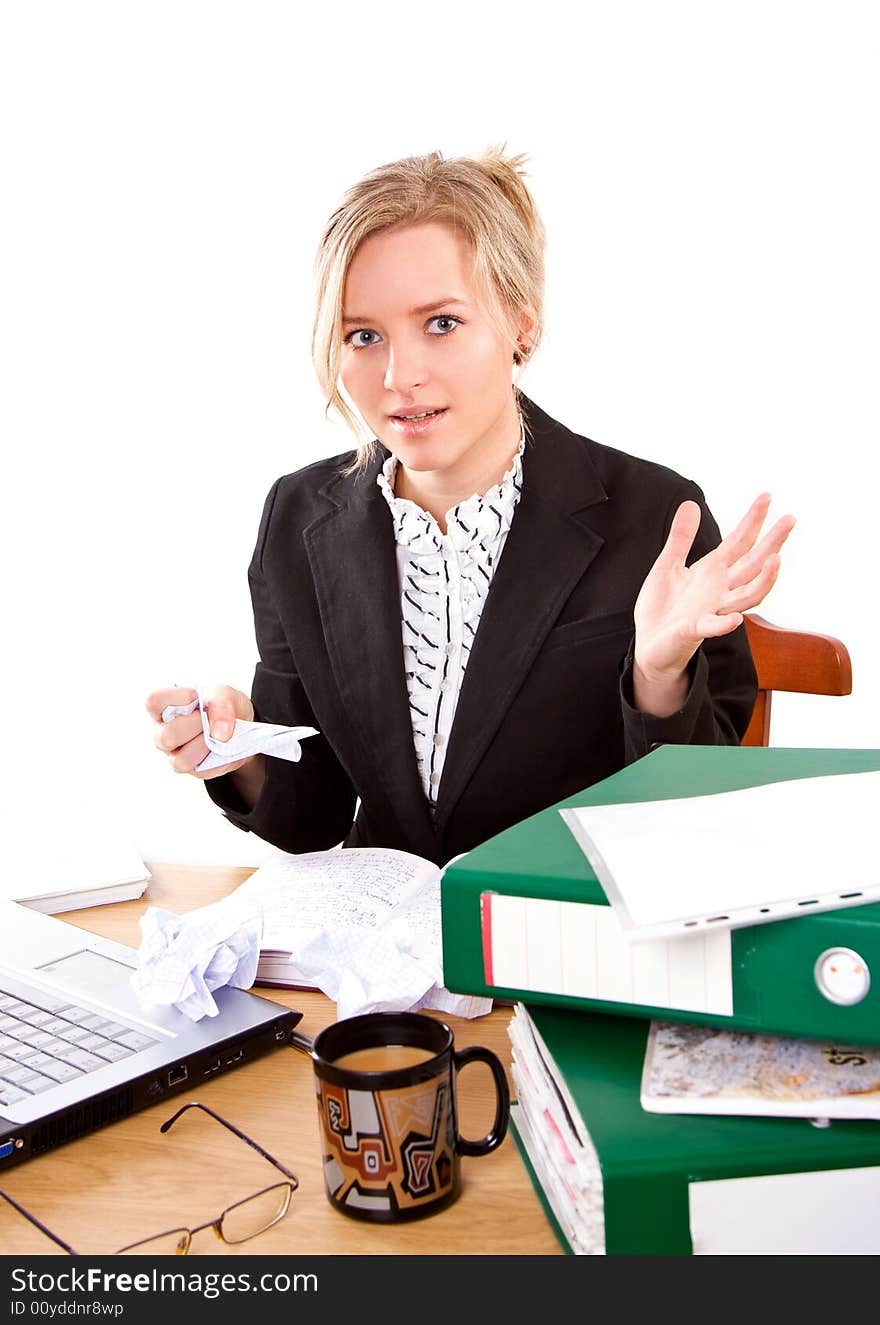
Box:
[741,612,853,746]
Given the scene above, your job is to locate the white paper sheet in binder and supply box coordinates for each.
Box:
[560,768,880,941]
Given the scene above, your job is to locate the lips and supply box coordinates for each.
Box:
[389,408,447,421]
[387,407,449,439]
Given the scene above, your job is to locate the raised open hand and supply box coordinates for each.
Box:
[633,493,796,703]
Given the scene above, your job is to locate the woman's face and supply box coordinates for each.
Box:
[340,221,523,483]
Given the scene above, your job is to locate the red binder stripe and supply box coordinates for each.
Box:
[480,891,495,986]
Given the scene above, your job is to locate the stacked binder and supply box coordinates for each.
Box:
[508,1003,880,1255]
[440,745,880,1255]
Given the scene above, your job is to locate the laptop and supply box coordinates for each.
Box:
[0,902,302,1172]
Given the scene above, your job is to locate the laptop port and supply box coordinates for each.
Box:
[167,1065,188,1086]
[0,1140,15,1160]
[225,1049,244,1065]
[202,1059,221,1076]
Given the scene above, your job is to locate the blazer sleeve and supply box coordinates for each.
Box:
[617,485,758,762]
[205,480,357,853]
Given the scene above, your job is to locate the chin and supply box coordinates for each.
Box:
[390,444,457,473]
[393,449,444,471]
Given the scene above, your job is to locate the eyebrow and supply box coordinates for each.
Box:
[342,297,468,327]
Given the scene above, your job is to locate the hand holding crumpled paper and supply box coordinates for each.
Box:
[161,692,317,771]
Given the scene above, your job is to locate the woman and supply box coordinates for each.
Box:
[147,148,793,867]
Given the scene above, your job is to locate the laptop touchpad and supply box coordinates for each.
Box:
[39,948,138,1000]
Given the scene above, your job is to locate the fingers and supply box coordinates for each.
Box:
[200,684,252,741]
[727,514,796,589]
[167,732,211,775]
[718,553,782,615]
[149,684,202,761]
[145,686,198,722]
[694,610,745,639]
[639,492,794,671]
[717,494,796,576]
[152,708,203,754]
[716,492,773,564]
[657,500,702,567]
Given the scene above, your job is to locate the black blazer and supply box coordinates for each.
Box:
[208,396,757,865]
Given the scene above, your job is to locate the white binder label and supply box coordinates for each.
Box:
[481,893,733,1016]
[690,1166,880,1254]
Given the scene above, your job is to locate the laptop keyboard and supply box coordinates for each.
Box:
[0,988,158,1107]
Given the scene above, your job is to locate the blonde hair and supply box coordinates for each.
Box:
[311,146,546,468]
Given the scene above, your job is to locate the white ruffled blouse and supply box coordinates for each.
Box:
[377,429,526,809]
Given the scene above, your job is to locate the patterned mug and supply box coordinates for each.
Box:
[311,1011,510,1222]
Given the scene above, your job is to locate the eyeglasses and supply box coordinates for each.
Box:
[1,1102,299,1256]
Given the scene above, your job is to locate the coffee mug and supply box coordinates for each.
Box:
[311,1011,510,1222]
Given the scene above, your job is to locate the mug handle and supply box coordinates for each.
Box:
[453,1046,511,1156]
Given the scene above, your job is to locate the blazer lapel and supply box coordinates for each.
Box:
[303,463,434,850]
[433,397,609,833]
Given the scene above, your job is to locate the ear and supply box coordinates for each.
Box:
[514,308,538,362]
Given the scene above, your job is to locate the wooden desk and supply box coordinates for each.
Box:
[1,864,562,1257]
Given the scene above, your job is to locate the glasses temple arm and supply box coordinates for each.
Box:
[1,1189,78,1255]
[159,1102,298,1184]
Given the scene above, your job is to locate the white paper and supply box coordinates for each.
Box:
[236,849,492,1020]
[690,1167,880,1255]
[560,769,880,940]
[131,898,262,1019]
[508,1005,606,1255]
[0,807,151,906]
[161,693,317,770]
[133,847,492,1022]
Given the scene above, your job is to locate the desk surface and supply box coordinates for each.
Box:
[1,864,562,1257]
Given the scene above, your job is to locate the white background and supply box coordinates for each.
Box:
[1,1,877,868]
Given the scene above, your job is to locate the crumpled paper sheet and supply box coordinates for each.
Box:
[280,912,490,1021]
[131,899,263,1019]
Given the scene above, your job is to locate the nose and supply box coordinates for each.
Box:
[383,337,428,394]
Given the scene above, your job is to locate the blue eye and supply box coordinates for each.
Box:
[344,328,381,349]
[343,315,462,349]
[427,315,461,335]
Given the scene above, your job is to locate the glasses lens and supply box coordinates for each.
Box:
[116,1229,191,1256]
[220,1184,292,1244]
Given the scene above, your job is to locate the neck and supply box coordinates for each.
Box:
[394,397,522,534]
